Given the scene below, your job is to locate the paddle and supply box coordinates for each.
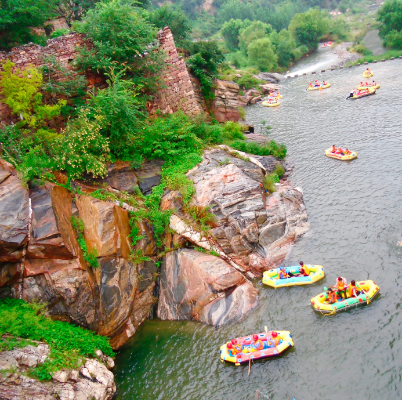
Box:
[248,358,251,375]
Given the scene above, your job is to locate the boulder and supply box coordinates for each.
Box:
[158,249,258,326]
[260,83,281,94]
[135,159,165,195]
[211,79,240,123]
[255,72,283,83]
[0,175,30,262]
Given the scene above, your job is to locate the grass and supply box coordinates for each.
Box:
[263,173,279,194]
[347,49,402,65]
[0,298,114,381]
[230,140,287,159]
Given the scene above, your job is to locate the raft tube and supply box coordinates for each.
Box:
[363,71,374,78]
[308,83,331,91]
[262,101,280,107]
[357,84,380,90]
[310,280,380,315]
[349,87,376,99]
[325,148,357,160]
[220,331,294,365]
[262,265,325,288]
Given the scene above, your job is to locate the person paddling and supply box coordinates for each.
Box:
[347,280,362,298]
[299,261,310,276]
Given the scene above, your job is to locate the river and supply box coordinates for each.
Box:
[113,60,402,400]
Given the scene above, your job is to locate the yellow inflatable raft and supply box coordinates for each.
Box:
[308,83,331,91]
[325,148,357,160]
[363,71,373,78]
[220,331,294,365]
[349,87,376,99]
[310,280,380,315]
[262,265,325,288]
[262,101,280,107]
[357,84,380,90]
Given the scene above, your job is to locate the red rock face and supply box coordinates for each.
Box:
[158,249,258,326]
[211,80,240,123]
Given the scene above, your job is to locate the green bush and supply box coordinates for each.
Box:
[274,163,285,178]
[263,173,278,193]
[236,74,264,90]
[248,37,278,72]
[230,140,287,159]
[0,298,113,380]
[51,28,70,38]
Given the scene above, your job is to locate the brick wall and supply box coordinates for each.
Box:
[149,27,203,116]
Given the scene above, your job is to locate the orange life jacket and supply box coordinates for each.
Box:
[251,340,263,351]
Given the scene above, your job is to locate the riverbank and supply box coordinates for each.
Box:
[331,42,363,67]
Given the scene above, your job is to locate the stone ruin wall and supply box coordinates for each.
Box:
[149,27,204,116]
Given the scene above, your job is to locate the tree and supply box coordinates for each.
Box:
[289,8,329,50]
[383,29,402,48]
[239,20,273,54]
[269,29,297,68]
[221,19,250,51]
[0,0,58,50]
[377,0,402,40]
[218,0,256,22]
[149,5,190,46]
[247,37,278,71]
[75,0,163,89]
[51,0,97,26]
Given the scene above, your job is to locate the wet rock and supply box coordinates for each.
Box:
[259,83,281,93]
[158,249,258,326]
[255,72,283,82]
[211,79,240,123]
[0,175,30,262]
[104,161,138,193]
[135,159,165,195]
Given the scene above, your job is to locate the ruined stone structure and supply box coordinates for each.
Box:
[149,27,203,116]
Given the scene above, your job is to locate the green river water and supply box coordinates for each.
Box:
[113,57,402,400]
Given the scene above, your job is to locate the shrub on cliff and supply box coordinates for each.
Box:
[75,0,164,89]
[0,298,114,380]
[230,140,287,159]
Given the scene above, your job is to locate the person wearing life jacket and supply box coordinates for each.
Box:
[345,149,351,155]
[299,261,310,276]
[250,334,264,352]
[226,342,235,356]
[347,280,362,298]
[324,287,337,304]
[278,268,289,279]
[336,147,345,155]
[335,277,347,299]
[331,145,337,153]
[314,80,319,87]
[230,339,243,355]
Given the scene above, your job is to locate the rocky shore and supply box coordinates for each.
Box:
[331,42,363,67]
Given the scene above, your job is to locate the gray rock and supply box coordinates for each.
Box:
[259,221,286,247]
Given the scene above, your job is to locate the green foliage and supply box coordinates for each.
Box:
[129,248,151,264]
[56,112,110,179]
[186,41,224,100]
[378,0,402,45]
[149,5,190,46]
[70,216,99,268]
[239,21,273,55]
[353,44,372,55]
[230,140,287,159]
[75,0,163,88]
[263,173,279,193]
[346,49,402,65]
[248,37,278,71]
[270,29,298,67]
[0,298,113,380]
[289,8,329,50]
[383,29,402,48]
[185,205,217,231]
[0,337,37,352]
[52,0,98,26]
[238,106,246,120]
[0,0,58,50]
[0,61,65,128]
[274,163,285,178]
[236,74,264,90]
[221,19,249,51]
[51,28,70,38]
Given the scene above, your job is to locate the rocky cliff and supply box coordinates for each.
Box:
[0,338,115,400]
[0,146,308,346]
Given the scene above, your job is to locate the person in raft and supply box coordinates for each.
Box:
[335,277,347,299]
[366,67,371,73]
[299,261,310,276]
[344,149,352,155]
[250,334,264,352]
[336,147,345,155]
[314,80,320,87]
[347,280,362,298]
[331,145,337,153]
[324,287,337,304]
[278,268,289,279]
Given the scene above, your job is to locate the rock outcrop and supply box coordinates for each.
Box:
[0,340,116,400]
[211,79,240,122]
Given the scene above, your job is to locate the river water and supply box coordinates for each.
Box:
[113,60,402,400]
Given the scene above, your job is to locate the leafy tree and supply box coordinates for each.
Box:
[270,29,297,67]
[289,8,329,50]
[377,0,402,47]
[0,0,58,50]
[75,0,163,89]
[221,19,249,51]
[239,20,273,54]
[149,5,190,46]
[247,37,278,71]
[51,0,97,26]
[218,0,256,22]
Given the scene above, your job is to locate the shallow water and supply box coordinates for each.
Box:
[114,60,402,400]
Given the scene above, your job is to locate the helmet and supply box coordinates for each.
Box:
[272,331,278,337]
[227,342,232,349]
[324,287,328,291]
[252,334,258,341]
[231,339,237,345]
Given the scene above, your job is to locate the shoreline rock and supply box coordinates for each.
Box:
[331,42,363,68]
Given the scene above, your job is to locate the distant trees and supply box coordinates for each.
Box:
[377,0,402,49]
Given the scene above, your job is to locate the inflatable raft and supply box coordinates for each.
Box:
[310,280,380,315]
[325,148,357,160]
[308,83,331,91]
[357,83,380,90]
[349,88,376,99]
[220,331,293,365]
[262,101,280,107]
[262,265,325,288]
[363,71,374,78]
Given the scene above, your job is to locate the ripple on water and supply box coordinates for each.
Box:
[114,60,402,400]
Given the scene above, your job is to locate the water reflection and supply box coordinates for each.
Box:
[114,60,402,400]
